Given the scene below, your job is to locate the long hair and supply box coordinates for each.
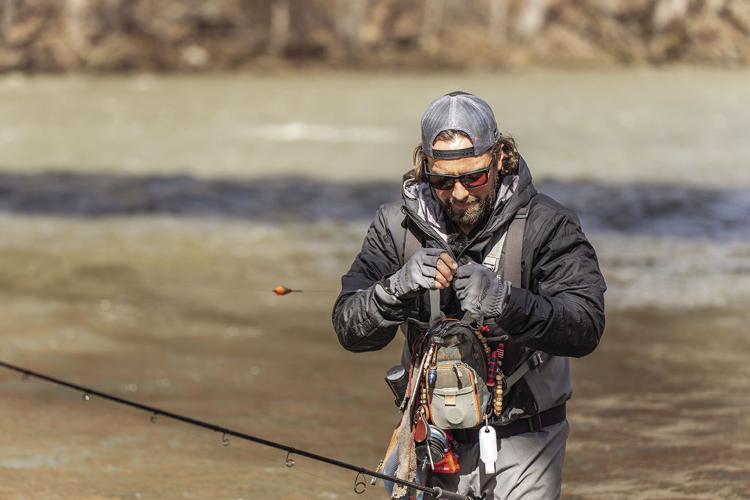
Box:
[412,130,520,182]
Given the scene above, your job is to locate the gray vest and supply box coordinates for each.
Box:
[387,205,572,424]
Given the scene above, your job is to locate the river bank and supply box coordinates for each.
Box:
[1,0,750,73]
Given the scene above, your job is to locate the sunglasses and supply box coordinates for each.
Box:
[423,156,496,191]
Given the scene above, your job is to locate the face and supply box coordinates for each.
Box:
[427,135,501,230]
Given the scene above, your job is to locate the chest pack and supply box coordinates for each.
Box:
[422,316,490,429]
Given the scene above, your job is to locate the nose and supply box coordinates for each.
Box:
[451,180,470,202]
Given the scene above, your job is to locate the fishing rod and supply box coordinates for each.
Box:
[0,360,475,500]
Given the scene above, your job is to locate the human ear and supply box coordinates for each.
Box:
[495,150,504,172]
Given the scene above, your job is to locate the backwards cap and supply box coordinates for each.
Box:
[421,91,501,160]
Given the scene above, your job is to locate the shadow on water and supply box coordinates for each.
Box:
[1,170,748,240]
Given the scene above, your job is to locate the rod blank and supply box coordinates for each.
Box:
[0,360,472,499]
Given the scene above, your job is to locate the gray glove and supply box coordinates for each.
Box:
[454,261,511,318]
[381,248,448,300]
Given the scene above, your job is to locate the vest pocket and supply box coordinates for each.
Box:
[429,362,487,429]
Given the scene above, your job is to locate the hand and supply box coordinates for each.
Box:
[454,261,511,318]
[383,248,457,299]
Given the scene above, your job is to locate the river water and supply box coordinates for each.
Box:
[0,70,748,499]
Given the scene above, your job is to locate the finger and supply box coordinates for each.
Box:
[434,273,449,289]
[453,276,470,290]
[421,248,446,258]
[438,253,458,271]
[436,270,453,288]
[413,272,436,290]
[420,253,440,269]
[435,259,454,282]
[455,262,479,278]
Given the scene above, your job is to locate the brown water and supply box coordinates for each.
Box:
[1,70,749,499]
[1,69,749,186]
[0,217,747,499]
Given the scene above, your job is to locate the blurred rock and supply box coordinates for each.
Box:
[180,44,209,68]
[0,0,747,72]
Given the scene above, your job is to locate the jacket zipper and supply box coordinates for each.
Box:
[402,204,508,262]
[401,206,456,259]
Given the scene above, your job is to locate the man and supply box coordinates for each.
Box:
[332,91,606,499]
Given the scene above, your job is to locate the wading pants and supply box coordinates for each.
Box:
[425,420,569,500]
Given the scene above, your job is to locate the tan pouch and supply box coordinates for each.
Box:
[429,361,489,429]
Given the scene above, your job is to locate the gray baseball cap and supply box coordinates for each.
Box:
[421,91,501,160]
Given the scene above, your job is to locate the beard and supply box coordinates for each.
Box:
[442,189,496,228]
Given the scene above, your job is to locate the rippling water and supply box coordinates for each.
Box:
[0,172,748,241]
[1,69,749,186]
[1,70,748,498]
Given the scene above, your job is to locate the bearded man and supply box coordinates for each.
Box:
[332,91,606,499]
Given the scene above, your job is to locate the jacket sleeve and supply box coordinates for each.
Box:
[332,205,413,352]
[496,212,606,357]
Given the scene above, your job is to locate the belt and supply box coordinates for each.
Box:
[451,404,566,443]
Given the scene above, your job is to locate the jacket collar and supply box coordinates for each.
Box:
[401,155,536,256]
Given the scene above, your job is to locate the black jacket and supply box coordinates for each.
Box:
[332,158,606,421]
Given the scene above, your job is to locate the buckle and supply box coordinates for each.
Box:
[527,413,543,433]
[528,352,544,370]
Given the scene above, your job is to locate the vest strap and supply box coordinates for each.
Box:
[429,289,442,327]
[505,351,544,391]
[502,206,528,287]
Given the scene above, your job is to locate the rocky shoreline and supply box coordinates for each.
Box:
[0,0,749,73]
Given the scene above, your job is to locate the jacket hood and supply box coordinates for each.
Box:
[401,156,537,258]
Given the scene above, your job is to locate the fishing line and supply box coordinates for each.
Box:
[0,360,473,500]
[111,282,335,295]
[234,444,354,496]
[3,267,338,295]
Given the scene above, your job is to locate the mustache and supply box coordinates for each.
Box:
[448,195,479,208]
